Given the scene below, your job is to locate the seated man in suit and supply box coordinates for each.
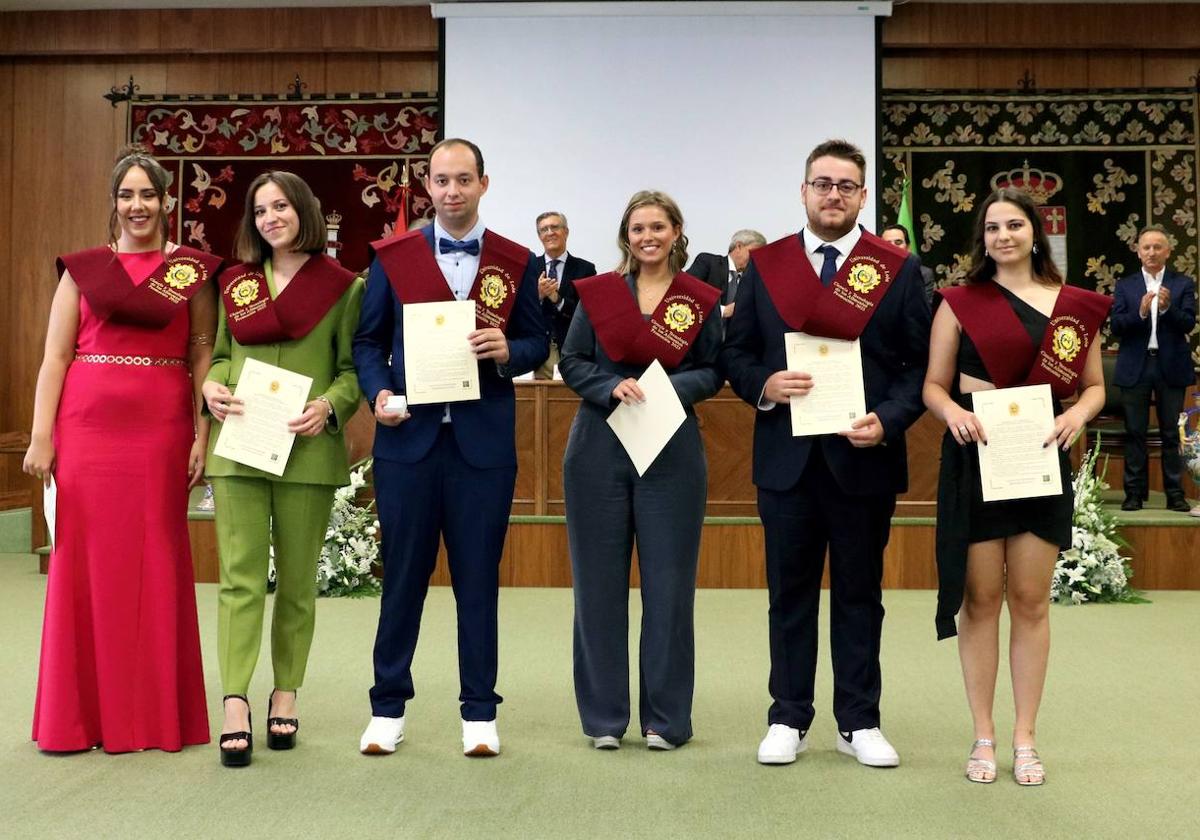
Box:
[1110,224,1197,512]
[686,229,766,322]
[354,137,549,757]
[534,211,596,379]
[881,224,936,306]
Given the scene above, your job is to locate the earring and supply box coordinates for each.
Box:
[984,249,990,258]
[1032,243,1039,255]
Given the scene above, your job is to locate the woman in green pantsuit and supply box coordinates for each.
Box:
[202,171,363,766]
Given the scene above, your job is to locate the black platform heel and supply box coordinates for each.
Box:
[267,689,299,750]
[219,694,253,767]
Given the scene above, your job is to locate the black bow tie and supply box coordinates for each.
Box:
[439,237,480,256]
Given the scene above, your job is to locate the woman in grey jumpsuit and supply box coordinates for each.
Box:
[560,190,723,750]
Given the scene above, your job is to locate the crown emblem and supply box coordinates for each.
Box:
[325,210,342,228]
[990,160,1063,206]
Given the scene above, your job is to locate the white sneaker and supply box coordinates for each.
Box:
[360,715,405,754]
[836,727,900,767]
[645,732,676,751]
[462,719,500,757]
[757,724,808,765]
[592,735,621,750]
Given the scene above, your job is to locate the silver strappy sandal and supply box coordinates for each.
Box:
[1013,745,1046,786]
[965,738,997,783]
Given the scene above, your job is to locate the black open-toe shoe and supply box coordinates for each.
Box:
[267,690,299,751]
[219,694,253,767]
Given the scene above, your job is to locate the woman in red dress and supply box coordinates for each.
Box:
[24,144,221,753]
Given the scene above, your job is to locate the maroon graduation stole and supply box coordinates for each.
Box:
[219,254,356,345]
[58,245,221,328]
[370,229,529,332]
[938,283,1112,399]
[751,229,908,340]
[575,271,720,368]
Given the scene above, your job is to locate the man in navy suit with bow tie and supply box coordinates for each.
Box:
[354,138,548,757]
[1110,225,1197,512]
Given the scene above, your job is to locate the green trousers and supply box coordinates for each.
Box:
[212,476,336,694]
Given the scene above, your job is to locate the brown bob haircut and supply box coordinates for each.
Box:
[234,170,327,264]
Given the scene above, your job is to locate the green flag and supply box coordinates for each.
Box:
[896,178,917,250]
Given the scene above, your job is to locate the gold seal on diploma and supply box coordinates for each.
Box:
[479,274,508,308]
[818,344,829,356]
[231,276,260,307]
[435,314,445,326]
[1051,324,1081,362]
[663,302,695,333]
[269,381,280,393]
[1009,402,1020,416]
[164,261,201,290]
[846,261,881,294]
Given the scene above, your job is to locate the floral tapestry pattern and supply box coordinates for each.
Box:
[881,90,1199,362]
[128,94,439,272]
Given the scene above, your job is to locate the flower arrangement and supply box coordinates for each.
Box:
[1051,439,1145,605]
[268,460,382,598]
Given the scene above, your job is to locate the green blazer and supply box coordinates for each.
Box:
[205,273,365,486]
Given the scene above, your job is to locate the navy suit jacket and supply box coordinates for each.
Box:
[352,225,550,469]
[540,253,597,348]
[1110,268,1197,388]
[719,232,931,495]
[686,252,731,300]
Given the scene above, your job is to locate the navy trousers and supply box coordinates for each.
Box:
[369,426,516,720]
[759,445,896,733]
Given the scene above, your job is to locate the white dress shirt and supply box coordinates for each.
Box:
[1142,267,1165,350]
[543,251,569,311]
[431,217,487,422]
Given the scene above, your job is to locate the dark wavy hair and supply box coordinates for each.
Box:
[966,188,1062,287]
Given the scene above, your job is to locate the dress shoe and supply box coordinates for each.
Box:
[836,728,900,767]
[360,715,405,755]
[1166,495,1191,513]
[645,731,676,751]
[462,719,500,757]
[757,724,808,765]
[1120,496,1142,512]
[591,735,620,750]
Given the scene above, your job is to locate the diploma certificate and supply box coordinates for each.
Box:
[213,358,313,477]
[972,384,1062,502]
[784,332,867,437]
[403,300,480,405]
[606,359,686,477]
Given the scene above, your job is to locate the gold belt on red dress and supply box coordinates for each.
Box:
[73,354,186,367]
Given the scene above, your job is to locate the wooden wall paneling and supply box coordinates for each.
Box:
[159,10,215,54]
[216,55,277,94]
[272,54,330,96]
[378,57,440,94]
[1141,53,1200,87]
[325,54,384,93]
[370,7,440,53]
[905,4,989,48]
[882,50,981,89]
[0,60,14,434]
[162,54,221,95]
[694,392,757,516]
[545,386,577,514]
[513,387,537,513]
[1085,51,1144,89]
[880,2,931,47]
[1123,525,1200,589]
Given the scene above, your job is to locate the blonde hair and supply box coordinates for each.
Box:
[615,190,688,276]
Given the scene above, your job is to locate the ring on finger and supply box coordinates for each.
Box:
[958,424,969,435]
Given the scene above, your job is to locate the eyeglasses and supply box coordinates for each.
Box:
[538,223,564,235]
[806,179,863,197]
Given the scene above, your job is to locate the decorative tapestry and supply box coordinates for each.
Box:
[128,93,439,272]
[880,89,1199,360]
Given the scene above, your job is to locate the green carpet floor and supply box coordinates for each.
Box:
[0,553,1195,839]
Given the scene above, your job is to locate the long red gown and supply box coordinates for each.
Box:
[32,250,210,753]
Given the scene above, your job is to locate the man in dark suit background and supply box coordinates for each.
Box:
[534,211,596,379]
[880,224,936,306]
[1110,224,1197,512]
[353,138,549,757]
[720,139,930,768]
[686,229,766,323]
